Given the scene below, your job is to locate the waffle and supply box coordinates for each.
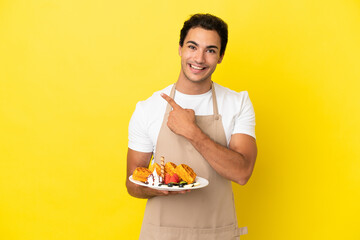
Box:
[148,162,161,175]
[174,164,196,184]
[164,162,177,176]
[132,167,152,182]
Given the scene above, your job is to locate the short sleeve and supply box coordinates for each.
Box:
[232,92,256,139]
[128,102,154,152]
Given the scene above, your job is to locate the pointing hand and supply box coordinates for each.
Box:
[161,93,198,139]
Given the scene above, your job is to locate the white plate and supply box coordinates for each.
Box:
[129,175,209,191]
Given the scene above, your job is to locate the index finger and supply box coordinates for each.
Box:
[161,93,182,110]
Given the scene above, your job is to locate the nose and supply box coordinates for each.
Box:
[194,50,205,64]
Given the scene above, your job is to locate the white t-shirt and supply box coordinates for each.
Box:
[128,82,256,153]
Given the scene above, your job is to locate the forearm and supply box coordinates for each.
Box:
[126,180,190,199]
[187,127,253,185]
[126,149,167,199]
[126,180,160,199]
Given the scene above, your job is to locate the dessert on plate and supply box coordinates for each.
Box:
[131,157,198,188]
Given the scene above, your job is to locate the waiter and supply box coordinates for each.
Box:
[126,13,257,240]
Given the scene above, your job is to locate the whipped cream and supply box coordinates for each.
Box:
[146,169,163,186]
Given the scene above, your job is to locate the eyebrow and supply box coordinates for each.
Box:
[186,40,219,49]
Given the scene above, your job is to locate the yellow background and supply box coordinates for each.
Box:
[1,0,359,239]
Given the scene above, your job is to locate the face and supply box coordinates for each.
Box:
[179,27,224,84]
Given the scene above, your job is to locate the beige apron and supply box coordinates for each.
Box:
[139,83,247,240]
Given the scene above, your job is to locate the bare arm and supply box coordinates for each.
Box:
[188,130,257,185]
[161,93,257,185]
[126,148,189,198]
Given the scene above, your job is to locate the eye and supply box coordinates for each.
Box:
[207,49,216,54]
[188,45,196,50]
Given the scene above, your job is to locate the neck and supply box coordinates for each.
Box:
[175,76,212,95]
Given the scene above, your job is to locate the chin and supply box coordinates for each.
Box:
[189,78,209,83]
[185,73,212,83]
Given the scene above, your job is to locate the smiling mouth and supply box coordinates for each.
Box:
[189,64,206,70]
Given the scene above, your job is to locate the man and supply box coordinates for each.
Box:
[126,13,257,239]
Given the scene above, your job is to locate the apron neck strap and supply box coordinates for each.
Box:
[166,82,219,116]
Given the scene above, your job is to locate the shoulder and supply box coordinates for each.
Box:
[134,84,173,113]
[128,84,174,151]
[214,82,252,110]
[214,82,256,139]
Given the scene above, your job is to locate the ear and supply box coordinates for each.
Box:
[217,53,224,64]
[178,45,182,56]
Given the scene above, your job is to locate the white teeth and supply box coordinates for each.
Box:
[190,64,205,70]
